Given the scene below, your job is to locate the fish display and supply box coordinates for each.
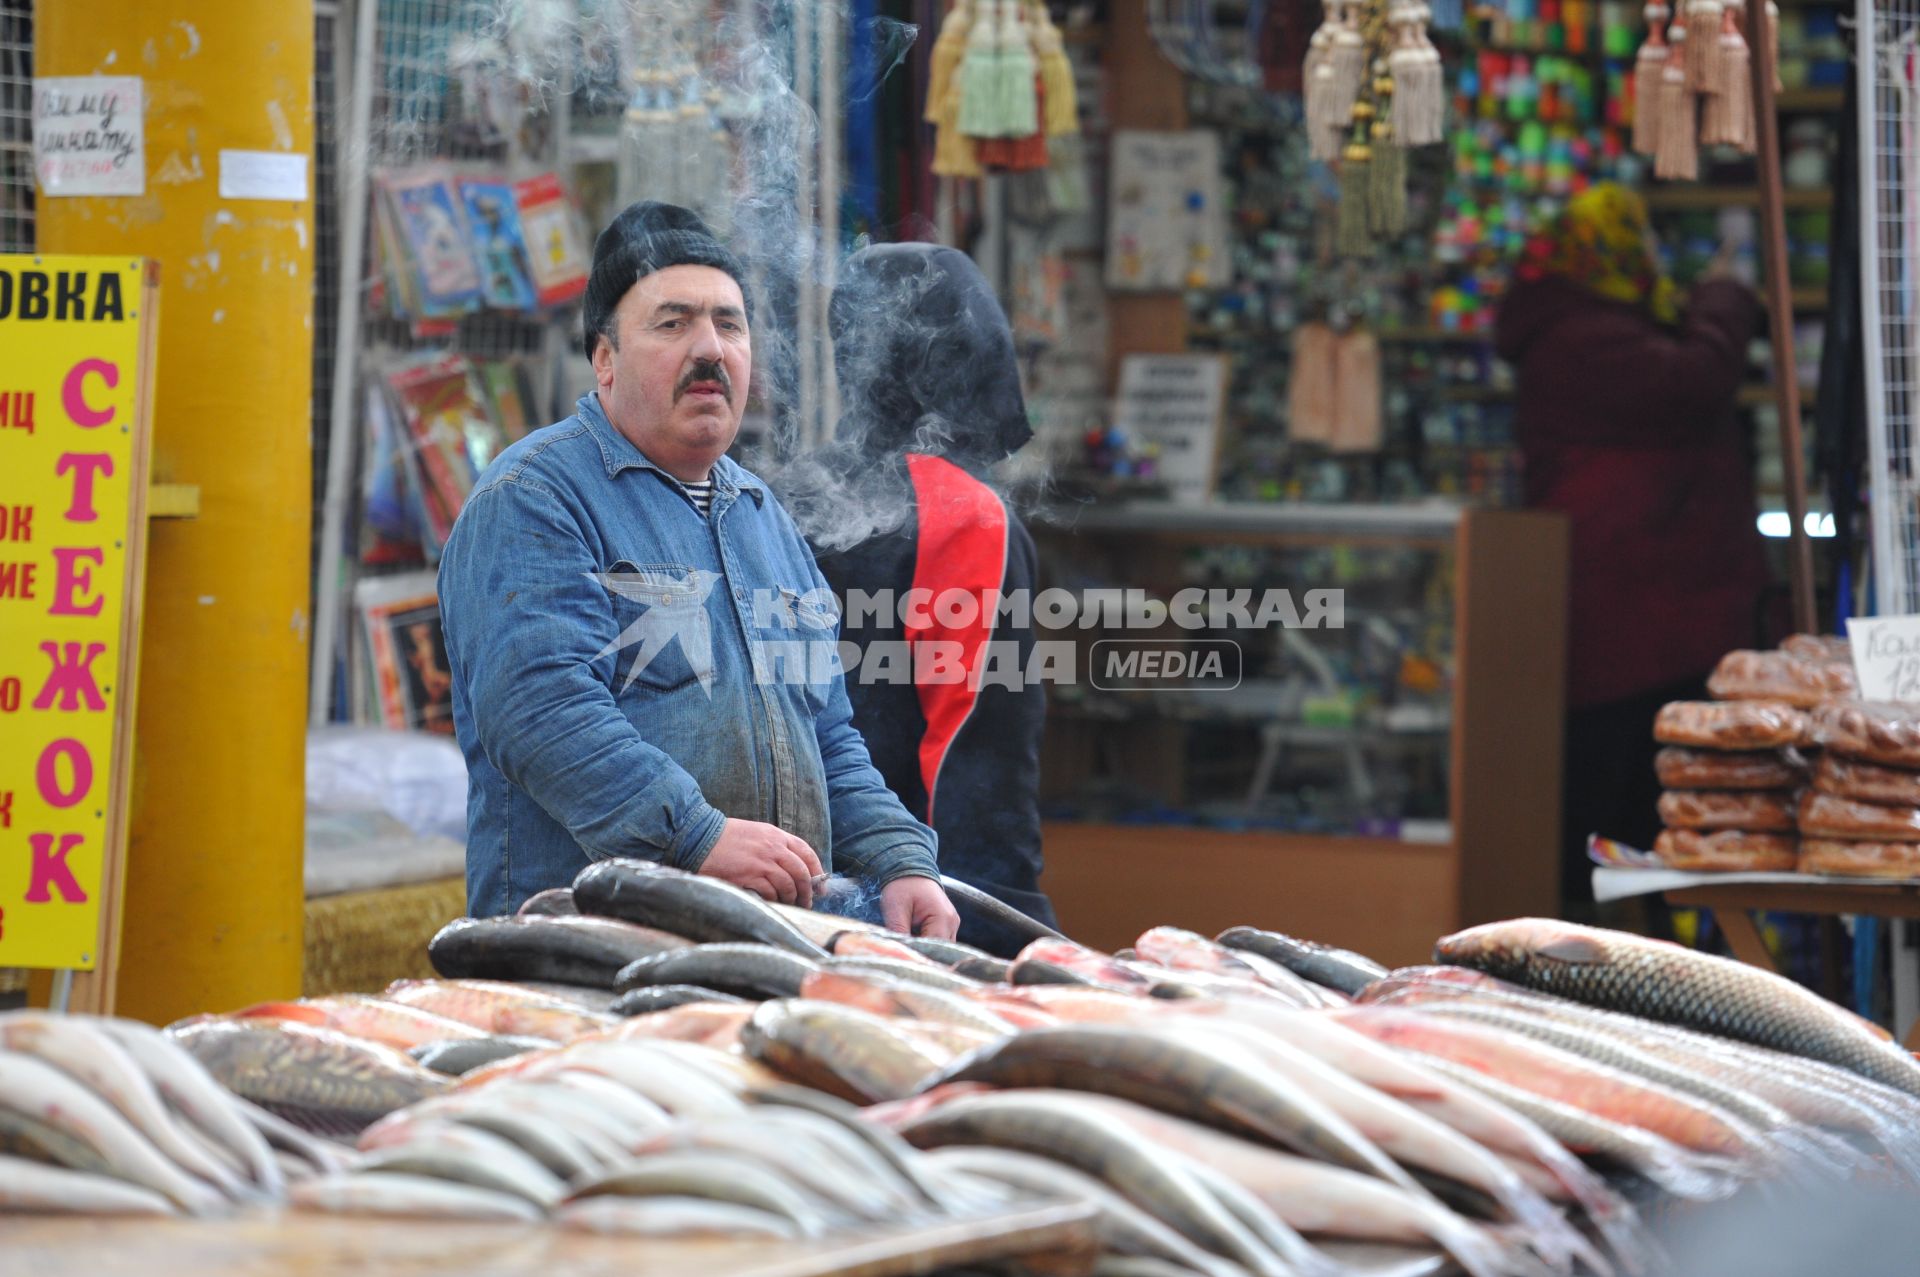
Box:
[14,873,1920,1277]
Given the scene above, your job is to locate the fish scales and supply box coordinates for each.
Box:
[1435,918,1920,1098]
[574,860,828,957]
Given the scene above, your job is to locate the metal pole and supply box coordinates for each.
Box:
[795,0,818,446]
[1855,0,1906,614]
[48,970,72,1015]
[1748,0,1819,633]
[819,0,842,443]
[310,0,381,724]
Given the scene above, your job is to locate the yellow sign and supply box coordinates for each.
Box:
[0,254,155,971]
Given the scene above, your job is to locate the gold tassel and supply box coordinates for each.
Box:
[1027,0,1079,136]
[1338,128,1373,257]
[1655,43,1699,179]
[926,0,973,126]
[1369,122,1408,239]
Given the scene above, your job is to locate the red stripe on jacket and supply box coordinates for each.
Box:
[905,452,1008,822]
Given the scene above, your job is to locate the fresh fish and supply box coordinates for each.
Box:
[92,1018,283,1197]
[629,1115,911,1223]
[567,1150,832,1234]
[828,930,936,963]
[517,888,579,916]
[1155,1002,1652,1267]
[0,1051,225,1214]
[381,979,616,1041]
[491,1040,747,1121]
[1217,927,1388,997]
[290,1171,544,1221]
[1435,918,1920,1098]
[1016,939,1155,990]
[954,956,1013,982]
[429,914,694,988]
[823,955,982,992]
[541,1068,675,1135]
[444,1105,605,1182]
[993,986,1155,1025]
[1061,1092,1534,1277]
[232,996,488,1051]
[1010,958,1100,987]
[357,1120,569,1207]
[741,999,948,1103]
[800,971,1019,1035]
[894,1089,1302,1277]
[1410,999,1867,1176]
[513,982,620,1013]
[923,1146,1253,1277]
[0,1153,177,1216]
[0,1012,248,1198]
[616,943,822,999]
[610,984,749,1016]
[1173,1020,1606,1274]
[1330,1006,1771,1164]
[1134,928,1335,1006]
[167,1018,450,1139]
[1410,1053,1741,1201]
[939,874,1067,955]
[234,1098,355,1176]
[896,935,1000,967]
[768,900,885,949]
[608,1003,754,1049]
[932,1023,1422,1190]
[556,1195,801,1238]
[747,1083,965,1212]
[409,1035,553,1076]
[573,859,828,957]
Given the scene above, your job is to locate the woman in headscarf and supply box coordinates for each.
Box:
[1495,183,1767,916]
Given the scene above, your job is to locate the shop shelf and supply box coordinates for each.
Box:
[1643,186,1835,210]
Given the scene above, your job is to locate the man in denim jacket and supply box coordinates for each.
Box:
[438,201,959,938]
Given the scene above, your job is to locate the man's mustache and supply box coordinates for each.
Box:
[675,360,732,400]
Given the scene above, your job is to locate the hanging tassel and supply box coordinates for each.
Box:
[1369,121,1408,238]
[1405,4,1447,145]
[1305,0,1340,160]
[957,0,1005,136]
[1702,5,1755,151]
[932,7,985,178]
[995,0,1040,139]
[1632,5,1670,157]
[926,0,973,126]
[1027,0,1079,136]
[1337,106,1375,257]
[1328,1,1369,148]
[1687,0,1723,91]
[1766,0,1782,92]
[1654,32,1699,179]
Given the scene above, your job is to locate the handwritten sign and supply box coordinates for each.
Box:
[0,256,154,971]
[1105,131,1228,292]
[33,77,144,198]
[1847,615,1920,704]
[1114,354,1229,505]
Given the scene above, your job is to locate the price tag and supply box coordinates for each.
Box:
[1845,615,1920,703]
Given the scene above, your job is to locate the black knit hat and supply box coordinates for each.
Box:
[582,200,749,358]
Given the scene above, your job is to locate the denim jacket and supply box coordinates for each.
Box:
[439,391,939,916]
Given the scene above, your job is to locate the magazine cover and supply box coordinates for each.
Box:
[386,168,484,316]
[355,572,455,735]
[513,172,590,307]
[384,355,501,554]
[477,358,537,444]
[457,176,539,311]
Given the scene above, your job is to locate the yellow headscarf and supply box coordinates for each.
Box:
[1516,183,1681,326]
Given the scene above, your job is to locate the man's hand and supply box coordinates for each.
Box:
[700,819,822,907]
[879,875,960,939]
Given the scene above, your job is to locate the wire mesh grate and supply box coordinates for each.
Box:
[0,0,31,253]
[1863,0,1920,613]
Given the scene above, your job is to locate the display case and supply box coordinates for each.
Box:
[1031,503,1569,966]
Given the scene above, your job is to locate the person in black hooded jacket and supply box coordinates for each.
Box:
[777,242,1056,949]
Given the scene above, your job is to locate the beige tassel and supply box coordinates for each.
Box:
[1702,6,1755,151]
[1305,0,1339,160]
[1027,0,1079,136]
[1632,5,1670,157]
[1289,323,1338,444]
[1767,0,1782,93]
[926,0,973,125]
[1389,4,1446,146]
[1687,0,1723,91]
[1655,40,1699,180]
[1332,328,1384,454]
[1328,1,1369,145]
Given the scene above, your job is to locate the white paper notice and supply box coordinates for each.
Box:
[219,150,308,202]
[1846,615,1920,703]
[33,76,144,197]
[1113,354,1230,505]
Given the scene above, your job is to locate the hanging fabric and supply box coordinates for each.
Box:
[1632,5,1671,157]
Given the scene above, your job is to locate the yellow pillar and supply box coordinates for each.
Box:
[35,2,312,1022]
